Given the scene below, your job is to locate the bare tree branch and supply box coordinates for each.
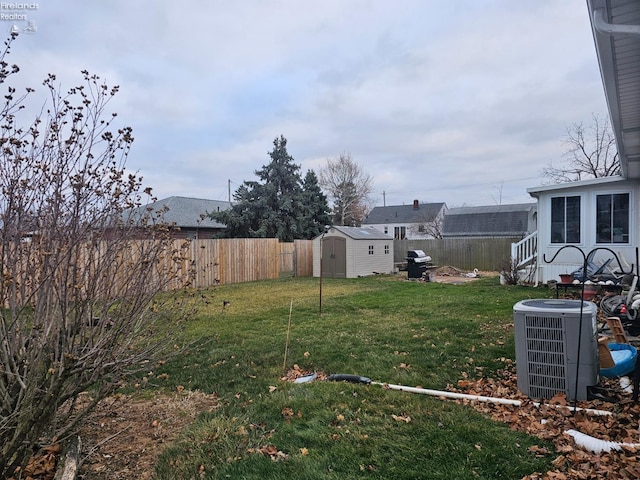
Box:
[541,113,620,184]
[406,202,444,239]
[0,35,195,476]
[318,153,374,226]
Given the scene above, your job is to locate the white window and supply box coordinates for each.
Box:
[596,193,629,244]
[551,196,580,244]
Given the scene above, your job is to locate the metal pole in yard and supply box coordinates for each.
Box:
[319,226,330,316]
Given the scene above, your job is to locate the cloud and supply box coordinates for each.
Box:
[0,0,611,208]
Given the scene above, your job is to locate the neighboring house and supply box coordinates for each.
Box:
[515,0,640,284]
[443,203,537,239]
[127,196,230,239]
[312,226,394,278]
[362,200,447,240]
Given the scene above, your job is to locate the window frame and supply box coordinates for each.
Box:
[595,192,630,244]
[550,195,581,244]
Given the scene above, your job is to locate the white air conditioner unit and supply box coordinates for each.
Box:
[513,299,598,401]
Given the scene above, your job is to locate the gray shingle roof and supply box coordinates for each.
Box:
[131,196,231,228]
[363,202,446,224]
[442,203,536,237]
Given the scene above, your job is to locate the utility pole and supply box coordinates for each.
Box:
[228,179,231,204]
[382,190,386,206]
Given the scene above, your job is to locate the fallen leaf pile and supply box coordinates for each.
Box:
[247,444,289,461]
[448,360,640,479]
[11,444,60,480]
[280,363,328,382]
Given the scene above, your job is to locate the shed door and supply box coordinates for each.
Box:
[322,237,346,278]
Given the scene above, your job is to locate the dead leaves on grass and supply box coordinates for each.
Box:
[249,444,289,461]
[282,363,640,477]
[391,413,412,423]
[449,361,640,479]
[280,363,327,383]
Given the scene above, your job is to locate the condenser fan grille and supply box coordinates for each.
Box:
[525,314,567,399]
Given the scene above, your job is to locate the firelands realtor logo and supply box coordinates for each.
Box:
[1,3,39,34]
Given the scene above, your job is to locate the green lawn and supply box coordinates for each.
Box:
[140,275,556,479]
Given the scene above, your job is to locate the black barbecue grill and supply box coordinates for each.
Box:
[406,250,434,280]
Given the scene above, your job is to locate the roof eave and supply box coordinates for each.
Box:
[587,0,640,179]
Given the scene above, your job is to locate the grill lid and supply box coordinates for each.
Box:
[406,250,431,263]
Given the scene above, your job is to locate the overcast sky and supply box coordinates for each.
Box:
[4,1,608,208]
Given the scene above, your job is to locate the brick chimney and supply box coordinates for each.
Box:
[413,199,419,210]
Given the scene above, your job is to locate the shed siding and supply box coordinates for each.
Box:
[352,240,393,276]
[312,227,393,278]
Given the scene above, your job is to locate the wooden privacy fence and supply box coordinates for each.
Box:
[186,237,514,285]
[5,237,520,303]
[3,238,314,307]
[393,237,521,272]
[187,238,313,287]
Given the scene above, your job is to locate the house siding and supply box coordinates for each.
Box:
[530,177,638,283]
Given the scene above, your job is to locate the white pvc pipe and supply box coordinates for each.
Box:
[373,382,613,416]
[374,382,522,406]
[565,429,640,454]
[371,382,640,453]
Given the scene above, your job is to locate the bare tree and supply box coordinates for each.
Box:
[542,113,620,183]
[491,181,504,205]
[318,153,374,226]
[408,209,444,239]
[0,36,193,476]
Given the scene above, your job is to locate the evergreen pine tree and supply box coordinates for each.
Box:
[301,169,332,238]
[211,136,329,240]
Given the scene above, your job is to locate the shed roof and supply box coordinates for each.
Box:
[320,226,393,241]
[363,202,445,225]
[130,196,230,229]
[442,203,536,237]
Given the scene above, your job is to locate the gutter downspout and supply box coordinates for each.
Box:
[593,8,640,37]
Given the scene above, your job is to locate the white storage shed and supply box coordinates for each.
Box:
[313,226,394,278]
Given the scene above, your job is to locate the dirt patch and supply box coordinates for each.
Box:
[431,266,498,284]
[16,390,218,480]
[26,390,219,480]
